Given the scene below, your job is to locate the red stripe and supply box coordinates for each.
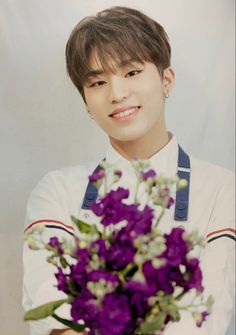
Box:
[206,228,236,239]
[24,219,74,233]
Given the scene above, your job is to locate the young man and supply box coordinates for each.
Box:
[23,6,235,335]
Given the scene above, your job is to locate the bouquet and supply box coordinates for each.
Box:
[24,159,213,335]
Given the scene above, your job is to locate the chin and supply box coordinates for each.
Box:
[111,130,148,142]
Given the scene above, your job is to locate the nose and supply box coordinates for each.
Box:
[108,76,130,104]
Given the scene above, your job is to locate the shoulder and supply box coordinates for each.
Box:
[189,156,235,215]
[190,155,234,177]
[190,155,235,191]
[33,159,100,193]
[27,159,102,213]
[25,159,102,229]
[189,156,235,234]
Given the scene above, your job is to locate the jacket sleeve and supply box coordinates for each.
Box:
[199,170,235,335]
[164,171,235,335]
[22,171,76,335]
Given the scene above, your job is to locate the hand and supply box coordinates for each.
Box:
[50,330,87,335]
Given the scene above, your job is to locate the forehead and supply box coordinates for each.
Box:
[87,48,143,73]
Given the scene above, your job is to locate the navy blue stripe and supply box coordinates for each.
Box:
[45,224,75,236]
[82,146,191,222]
[208,234,236,243]
[82,162,104,210]
[174,146,190,222]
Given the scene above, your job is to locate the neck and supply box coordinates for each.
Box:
[109,117,170,160]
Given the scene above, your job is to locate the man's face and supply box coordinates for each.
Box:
[83,50,173,146]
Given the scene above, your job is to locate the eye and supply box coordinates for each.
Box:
[90,80,106,88]
[126,70,142,77]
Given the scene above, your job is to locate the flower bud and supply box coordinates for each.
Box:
[79,241,87,249]
[151,307,159,316]
[178,179,188,189]
[47,257,57,266]
[27,237,40,250]
[148,296,158,306]
[152,258,165,269]
[36,224,45,233]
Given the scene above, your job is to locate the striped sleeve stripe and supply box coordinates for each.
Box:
[45,224,75,236]
[206,228,236,243]
[24,219,74,236]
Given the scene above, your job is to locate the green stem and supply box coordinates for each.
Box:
[52,313,85,332]
[154,206,165,228]
[175,289,187,301]
[134,175,141,203]
[102,225,106,239]
[178,301,206,311]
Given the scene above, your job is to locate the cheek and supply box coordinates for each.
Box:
[85,93,103,113]
[143,77,163,96]
[138,78,164,107]
[142,87,164,111]
[85,94,99,112]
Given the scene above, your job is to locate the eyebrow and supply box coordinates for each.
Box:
[85,58,141,79]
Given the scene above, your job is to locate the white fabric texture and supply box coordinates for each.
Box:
[0,2,234,335]
[23,135,235,335]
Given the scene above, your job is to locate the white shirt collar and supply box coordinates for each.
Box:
[105,133,179,177]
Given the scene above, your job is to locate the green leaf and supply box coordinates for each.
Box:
[24,299,67,321]
[71,216,98,235]
[140,311,166,333]
[168,308,180,322]
[123,263,138,279]
[60,256,69,268]
[52,313,85,332]
[206,295,214,309]
[68,279,81,295]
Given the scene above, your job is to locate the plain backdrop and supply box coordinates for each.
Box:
[0,0,235,334]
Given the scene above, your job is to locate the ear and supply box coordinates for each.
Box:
[163,66,175,94]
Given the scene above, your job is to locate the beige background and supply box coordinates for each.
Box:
[0,0,235,334]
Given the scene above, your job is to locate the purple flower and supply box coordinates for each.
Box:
[142,261,160,294]
[124,205,154,236]
[70,262,88,291]
[55,267,70,293]
[167,196,175,208]
[143,261,175,294]
[141,169,157,181]
[88,269,119,284]
[70,248,90,291]
[91,187,153,235]
[91,187,130,226]
[196,311,209,327]
[142,229,203,295]
[106,230,136,270]
[125,280,151,317]
[49,237,63,254]
[71,289,98,333]
[159,187,175,209]
[91,238,107,260]
[142,228,204,294]
[182,258,204,292]
[76,247,90,265]
[89,169,105,183]
[158,264,187,293]
[163,228,189,266]
[98,292,134,335]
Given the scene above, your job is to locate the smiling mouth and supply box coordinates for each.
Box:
[110,106,141,120]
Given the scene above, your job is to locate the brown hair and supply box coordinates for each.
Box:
[65,6,171,102]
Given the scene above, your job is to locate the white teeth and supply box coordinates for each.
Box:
[112,107,139,119]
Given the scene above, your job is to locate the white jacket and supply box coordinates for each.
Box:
[22,135,235,335]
